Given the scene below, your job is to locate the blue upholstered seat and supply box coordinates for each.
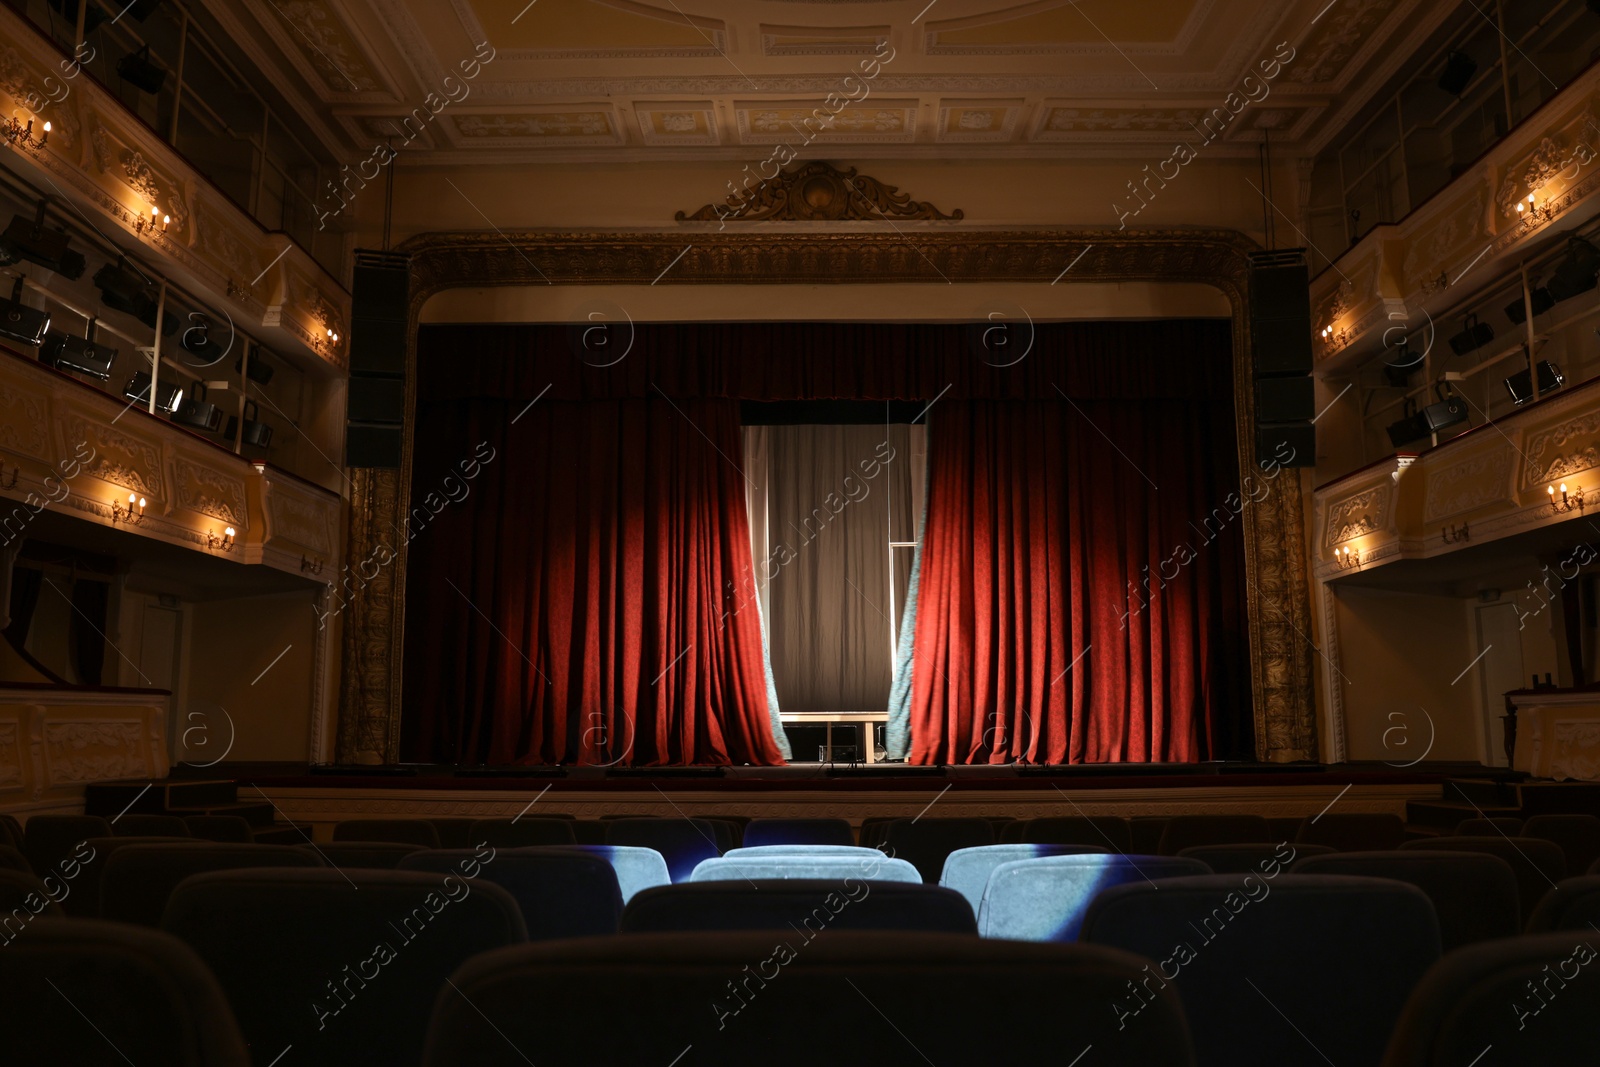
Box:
[690,852,921,884]
[722,844,881,859]
[939,843,1110,916]
[547,844,671,903]
[978,854,1210,941]
[1083,873,1439,1067]
[741,817,856,847]
[399,847,622,940]
[1292,849,1520,950]
[621,880,977,934]
[605,818,721,882]
[1382,932,1597,1066]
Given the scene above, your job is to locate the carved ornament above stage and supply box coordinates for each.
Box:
[674,162,963,224]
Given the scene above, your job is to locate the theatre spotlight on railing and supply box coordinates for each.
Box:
[1505,360,1564,405]
[123,371,183,415]
[111,493,146,526]
[1549,483,1585,514]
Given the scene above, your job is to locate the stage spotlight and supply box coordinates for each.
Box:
[123,372,183,415]
[224,400,272,448]
[172,381,224,432]
[0,278,50,347]
[93,257,158,317]
[2,211,87,280]
[1506,285,1555,325]
[1505,360,1564,405]
[1420,383,1469,434]
[40,319,116,379]
[1383,359,1416,388]
[180,313,228,365]
[1386,402,1429,448]
[1546,235,1600,302]
[117,45,167,95]
[237,347,273,385]
[1438,50,1477,96]
[1448,313,1495,355]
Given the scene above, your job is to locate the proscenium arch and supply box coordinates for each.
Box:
[333,228,1318,766]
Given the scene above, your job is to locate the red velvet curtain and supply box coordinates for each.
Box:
[401,395,784,766]
[909,397,1248,764]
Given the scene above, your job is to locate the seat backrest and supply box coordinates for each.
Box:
[163,868,526,1067]
[604,819,721,882]
[1400,836,1566,923]
[422,932,1194,1066]
[722,844,881,859]
[0,867,65,935]
[1524,874,1600,933]
[0,811,21,850]
[100,843,326,926]
[621,880,977,934]
[113,814,192,838]
[1022,815,1132,852]
[0,919,250,1066]
[182,816,255,843]
[0,843,31,874]
[398,848,622,940]
[1158,814,1272,854]
[882,819,996,882]
[1522,814,1600,875]
[299,841,428,869]
[1381,932,1597,1066]
[1178,842,1330,875]
[23,814,111,879]
[333,819,441,848]
[857,817,897,849]
[690,853,921,884]
[939,844,1110,915]
[1294,812,1408,851]
[699,818,742,852]
[1130,817,1169,853]
[467,818,576,848]
[428,818,480,849]
[57,836,190,917]
[979,854,1211,941]
[1292,849,1520,951]
[1453,816,1523,836]
[548,845,670,904]
[1083,874,1439,1067]
[742,818,856,848]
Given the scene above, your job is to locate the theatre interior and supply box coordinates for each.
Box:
[2,0,1600,1063]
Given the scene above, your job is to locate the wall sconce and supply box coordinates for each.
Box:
[300,554,324,575]
[1549,483,1585,513]
[207,526,236,552]
[1320,323,1351,349]
[1516,192,1554,224]
[134,206,169,237]
[0,463,18,490]
[111,492,147,525]
[1442,522,1470,544]
[1335,545,1361,569]
[1,116,49,152]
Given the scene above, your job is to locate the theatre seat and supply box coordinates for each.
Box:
[1400,837,1566,924]
[99,842,325,926]
[0,920,250,1066]
[1177,842,1332,875]
[0,844,31,873]
[334,819,441,847]
[1291,850,1520,951]
[0,812,21,850]
[61,836,190,917]
[690,852,921,884]
[163,869,526,1067]
[182,816,255,843]
[1296,813,1408,851]
[1381,932,1597,1066]
[0,868,64,923]
[1453,816,1523,836]
[605,818,721,882]
[398,848,622,940]
[468,818,577,848]
[979,854,1210,941]
[1158,815,1271,854]
[23,814,111,879]
[1083,874,1440,1067]
[1522,814,1600,875]
[621,880,977,934]
[421,932,1195,1066]
[939,843,1109,916]
[112,814,191,838]
[882,818,996,882]
[428,818,479,848]
[550,845,671,903]
[858,817,897,848]
[723,844,881,859]
[300,841,427,869]
[1022,815,1133,852]
[1524,875,1600,933]
[742,817,855,847]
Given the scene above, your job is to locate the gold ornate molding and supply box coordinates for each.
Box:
[674,161,963,223]
[335,467,404,764]
[331,227,1318,765]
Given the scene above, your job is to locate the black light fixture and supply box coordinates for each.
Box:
[41,318,117,379]
[1387,400,1429,448]
[180,313,228,365]
[93,256,157,317]
[1420,382,1469,434]
[172,381,224,432]
[1546,235,1600,302]
[116,45,167,95]
[237,346,273,385]
[224,400,272,448]
[123,371,183,415]
[1384,358,1417,388]
[1438,50,1477,96]
[1449,313,1495,355]
[1505,360,1565,405]
[1506,285,1555,325]
[2,207,86,279]
[0,277,50,347]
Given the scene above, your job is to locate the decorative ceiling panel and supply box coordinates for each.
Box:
[455,0,727,59]
[636,102,722,146]
[925,0,1211,56]
[937,100,1025,143]
[256,0,389,95]
[734,101,919,145]
[759,24,889,56]
[447,108,624,146]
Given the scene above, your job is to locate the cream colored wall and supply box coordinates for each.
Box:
[186,592,319,763]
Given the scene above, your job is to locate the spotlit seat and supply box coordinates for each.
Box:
[722,844,881,859]
[690,853,921,884]
[742,817,856,847]
[1292,849,1519,951]
[421,932,1195,1067]
[621,880,977,934]
[99,842,325,926]
[606,819,722,882]
[398,848,623,940]
[939,844,1110,917]
[979,854,1210,942]
[545,845,670,904]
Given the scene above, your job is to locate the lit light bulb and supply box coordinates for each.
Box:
[225,526,235,538]
[162,214,170,229]
[137,497,146,509]
[42,122,50,133]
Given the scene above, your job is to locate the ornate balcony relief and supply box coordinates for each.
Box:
[251,465,341,575]
[0,689,168,808]
[0,3,350,371]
